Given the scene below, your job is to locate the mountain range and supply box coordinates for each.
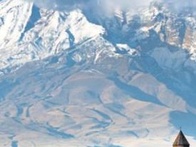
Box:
[0,0,196,146]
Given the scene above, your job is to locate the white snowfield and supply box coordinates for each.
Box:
[0,0,196,147]
[0,0,104,74]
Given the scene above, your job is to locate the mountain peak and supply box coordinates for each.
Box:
[0,0,104,74]
[1,0,196,146]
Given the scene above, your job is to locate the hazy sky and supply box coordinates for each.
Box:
[24,0,196,13]
[164,0,196,11]
[25,0,153,10]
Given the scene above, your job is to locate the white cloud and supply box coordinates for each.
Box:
[24,0,90,10]
[101,0,152,9]
[24,0,196,15]
[163,0,196,12]
[24,0,153,11]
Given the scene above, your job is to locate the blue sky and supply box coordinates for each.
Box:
[24,0,196,14]
[25,0,153,10]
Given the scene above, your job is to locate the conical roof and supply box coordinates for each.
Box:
[173,130,190,146]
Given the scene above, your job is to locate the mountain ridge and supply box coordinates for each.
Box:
[0,0,196,146]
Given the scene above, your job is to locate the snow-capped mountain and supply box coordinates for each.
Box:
[1,0,196,146]
[0,0,104,74]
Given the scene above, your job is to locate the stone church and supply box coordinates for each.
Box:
[173,130,190,147]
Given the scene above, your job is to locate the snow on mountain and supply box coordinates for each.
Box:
[1,0,196,146]
[0,0,32,47]
[0,0,104,75]
[0,37,177,147]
